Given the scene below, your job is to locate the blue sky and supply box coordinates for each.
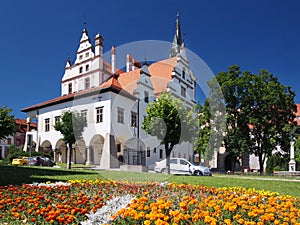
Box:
[1,0,300,118]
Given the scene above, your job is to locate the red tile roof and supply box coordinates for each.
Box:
[100,75,122,90]
[117,57,177,95]
[15,119,37,128]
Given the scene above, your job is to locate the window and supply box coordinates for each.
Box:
[178,152,181,158]
[170,158,177,164]
[55,116,61,125]
[85,52,89,58]
[181,86,186,97]
[68,83,72,94]
[184,153,187,159]
[7,138,11,145]
[144,91,149,103]
[117,107,124,124]
[96,107,103,123]
[117,143,121,153]
[180,159,188,165]
[182,68,186,79]
[85,77,90,90]
[159,149,163,159]
[81,110,87,122]
[79,67,83,73]
[79,55,83,60]
[153,147,157,153]
[147,147,150,157]
[45,118,50,132]
[131,112,137,127]
[86,64,89,71]
[172,152,175,157]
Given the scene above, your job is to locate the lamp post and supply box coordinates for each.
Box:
[289,130,296,172]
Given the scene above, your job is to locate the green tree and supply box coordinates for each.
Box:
[195,100,211,162]
[0,106,16,141]
[195,76,226,166]
[210,66,250,172]
[243,69,296,174]
[142,92,197,174]
[54,111,87,169]
[212,65,296,174]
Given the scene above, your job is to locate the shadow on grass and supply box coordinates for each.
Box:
[0,165,97,186]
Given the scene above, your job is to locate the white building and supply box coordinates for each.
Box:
[21,16,197,169]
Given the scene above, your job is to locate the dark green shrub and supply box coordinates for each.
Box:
[266,153,288,174]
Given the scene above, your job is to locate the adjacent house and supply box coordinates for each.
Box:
[0,119,36,159]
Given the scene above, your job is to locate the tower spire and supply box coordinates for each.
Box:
[169,12,184,58]
[176,11,183,46]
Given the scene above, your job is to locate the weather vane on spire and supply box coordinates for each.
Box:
[83,15,87,30]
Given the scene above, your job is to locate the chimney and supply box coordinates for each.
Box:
[111,46,116,74]
[126,54,132,72]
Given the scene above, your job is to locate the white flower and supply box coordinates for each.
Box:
[80,194,135,225]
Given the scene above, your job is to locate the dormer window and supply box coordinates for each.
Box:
[86,64,89,71]
[68,83,72,94]
[79,67,83,73]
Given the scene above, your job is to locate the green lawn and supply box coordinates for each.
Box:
[1,165,299,197]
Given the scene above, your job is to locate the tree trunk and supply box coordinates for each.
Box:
[258,152,264,175]
[165,143,172,174]
[67,143,72,169]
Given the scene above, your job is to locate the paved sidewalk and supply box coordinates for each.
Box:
[216,175,300,182]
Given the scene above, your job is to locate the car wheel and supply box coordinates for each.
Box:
[194,170,203,176]
[161,168,167,174]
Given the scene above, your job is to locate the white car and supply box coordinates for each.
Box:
[154,158,212,176]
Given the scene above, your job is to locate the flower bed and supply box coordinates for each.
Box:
[0,179,299,224]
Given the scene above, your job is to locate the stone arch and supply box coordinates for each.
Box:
[123,138,146,165]
[55,139,67,163]
[40,140,53,156]
[89,135,104,165]
[74,139,86,164]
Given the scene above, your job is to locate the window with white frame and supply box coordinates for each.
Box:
[81,110,87,122]
[117,107,124,124]
[96,107,103,123]
[131,112,137,127]
[54,116,61,125]
[45,118,50,132]
[159,149,163,159]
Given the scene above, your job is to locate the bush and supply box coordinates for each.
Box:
[2,145,28,164]
[266,153,288,174]
[2,145,53,165]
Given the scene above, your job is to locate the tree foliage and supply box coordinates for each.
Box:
[210,65,296,174]
[54,111,86,169]
[142,92,197,174]
[0,106,16,141]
